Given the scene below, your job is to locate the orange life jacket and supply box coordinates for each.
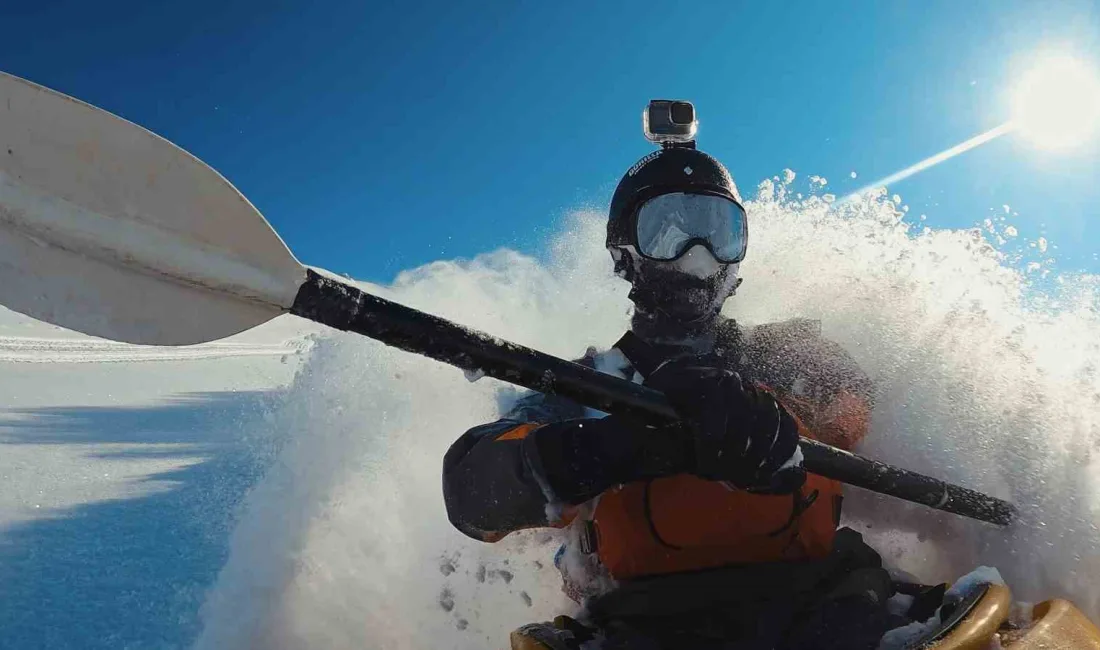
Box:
[589,426,844,580]
[478,320,871,580]
[579,324,865,580]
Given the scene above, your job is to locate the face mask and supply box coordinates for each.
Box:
[626,246,739,323]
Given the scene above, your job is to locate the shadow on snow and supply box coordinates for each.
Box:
[0,390,285,650]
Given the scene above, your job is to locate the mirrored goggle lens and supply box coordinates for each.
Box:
[635,193,747,263]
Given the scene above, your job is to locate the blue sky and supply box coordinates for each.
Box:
[2,1,1099,281]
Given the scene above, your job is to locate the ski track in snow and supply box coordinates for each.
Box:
[0,335,308,363]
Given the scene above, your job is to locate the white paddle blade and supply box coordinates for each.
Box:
[0,72,306,345]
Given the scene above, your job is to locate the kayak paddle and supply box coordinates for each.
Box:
[0,71,1017,526]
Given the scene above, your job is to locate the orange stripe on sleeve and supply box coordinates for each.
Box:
[494,422,541,442]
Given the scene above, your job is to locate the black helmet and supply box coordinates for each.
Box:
[606,146,744,251]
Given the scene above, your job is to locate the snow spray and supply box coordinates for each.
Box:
[195,175,1100,648]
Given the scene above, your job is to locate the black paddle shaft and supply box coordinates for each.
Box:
[290,269,1016,526]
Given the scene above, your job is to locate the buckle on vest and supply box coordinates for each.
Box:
[580,520,599,555]
[767,489,819,538]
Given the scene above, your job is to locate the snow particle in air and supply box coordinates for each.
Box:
[519,591,532,607]
[456,619,469,631]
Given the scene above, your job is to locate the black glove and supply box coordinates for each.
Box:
[644,357,805,492]
[523,414,692,505]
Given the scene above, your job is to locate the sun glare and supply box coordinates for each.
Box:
[1011,53,1100,151]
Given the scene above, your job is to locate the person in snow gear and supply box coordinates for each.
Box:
[443,100,903,649]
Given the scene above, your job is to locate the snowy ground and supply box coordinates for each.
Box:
[0,307,311,649]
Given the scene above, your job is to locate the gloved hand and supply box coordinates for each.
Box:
[644,357,805,492]
[524,413,692,505]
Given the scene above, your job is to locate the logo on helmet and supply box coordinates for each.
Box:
[627,150,662,177]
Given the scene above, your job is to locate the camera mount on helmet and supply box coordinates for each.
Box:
[644,100,698,149]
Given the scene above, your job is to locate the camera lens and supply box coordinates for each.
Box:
[670,102,694,125]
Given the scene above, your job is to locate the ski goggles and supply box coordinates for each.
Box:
[634,192,748,263]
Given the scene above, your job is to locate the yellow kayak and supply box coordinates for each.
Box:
[510,573,1100,650]
[886,582,1100,650]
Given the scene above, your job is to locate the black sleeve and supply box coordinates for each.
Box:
[442,389,589,542]
[442,419,551,541]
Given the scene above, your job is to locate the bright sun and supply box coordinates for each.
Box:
[1011,53,1100,151]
